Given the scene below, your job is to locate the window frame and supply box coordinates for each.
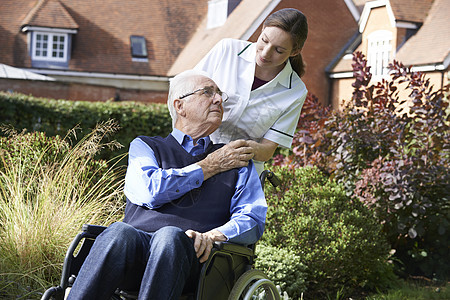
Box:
[367,30,393,77]
[31,31,69,62]
[130,35,148,61]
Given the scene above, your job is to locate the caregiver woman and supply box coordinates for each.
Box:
[194,8,308,174]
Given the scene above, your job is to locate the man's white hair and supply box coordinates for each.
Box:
[167,69,211,128]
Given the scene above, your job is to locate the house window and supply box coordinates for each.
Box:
[130,36,148,61]
[207,0,241,29]
[32,32,68,61]
[208,0,228,29]
[367,30,392,77]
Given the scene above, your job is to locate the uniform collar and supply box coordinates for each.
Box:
[171,128,211,153]
[238,42,294,89]
[275,59,295,89]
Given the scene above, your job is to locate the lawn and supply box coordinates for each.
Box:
[366,278,449,300]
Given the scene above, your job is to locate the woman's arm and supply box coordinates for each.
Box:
[246,138,278,162]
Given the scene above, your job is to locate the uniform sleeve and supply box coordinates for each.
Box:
[264,87,307,148]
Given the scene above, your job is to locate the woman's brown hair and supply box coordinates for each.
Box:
[263,8,308,77]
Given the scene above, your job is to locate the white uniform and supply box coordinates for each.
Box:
[195,38,308,174]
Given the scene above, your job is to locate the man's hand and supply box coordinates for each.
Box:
[197,140,254,180]
[185,229,227,263]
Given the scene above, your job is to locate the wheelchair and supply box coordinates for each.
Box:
[41,170,281,300]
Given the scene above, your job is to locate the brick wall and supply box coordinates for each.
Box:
[0,78,167,103]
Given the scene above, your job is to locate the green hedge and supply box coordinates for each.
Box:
[0,92,173,160]
[262,166,396,299]
[255,243,307,298]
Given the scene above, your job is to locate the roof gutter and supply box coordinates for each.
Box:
[411,64,447,72]
[328,72,354,79]
[410,52,449,72]
[22,68,170,82]
[21,26,78,34]
[22,68,170,91]
[343,0,360,22]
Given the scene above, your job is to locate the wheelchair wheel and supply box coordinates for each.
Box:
[228,269,280,300]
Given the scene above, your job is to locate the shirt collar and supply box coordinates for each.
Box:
[238,42,256,63]
[238,42,294,89]
[276,59,294,89]
[171,128,211,154]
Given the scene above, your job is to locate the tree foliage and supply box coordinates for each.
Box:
[274,52,450,279]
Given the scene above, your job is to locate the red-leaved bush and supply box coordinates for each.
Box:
[275,51,450,279]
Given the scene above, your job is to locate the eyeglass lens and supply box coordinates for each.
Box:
[202,87,227,101]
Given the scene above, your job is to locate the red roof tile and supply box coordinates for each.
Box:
[353,0,370,13]
[0,0,208,76]
[389,0,434,23]
[396,0,450,65]
[331,0,448,72]
[22,0,79,29]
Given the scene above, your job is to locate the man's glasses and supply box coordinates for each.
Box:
[179,86,228,102]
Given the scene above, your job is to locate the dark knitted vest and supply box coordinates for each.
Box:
[123,135,239,233]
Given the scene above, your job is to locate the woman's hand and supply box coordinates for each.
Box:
[185,229,227,263]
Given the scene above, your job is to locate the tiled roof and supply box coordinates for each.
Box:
[331,0,447,73]
[389,0,434,23]
[22,0,79,29]
[330,38,364,73]
[0,0,208,76]
[353,0,370,13]
[396,0,450,66]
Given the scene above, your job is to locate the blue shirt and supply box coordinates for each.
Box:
[124,129,267,244]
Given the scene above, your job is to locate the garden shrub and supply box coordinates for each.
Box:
[0,128,108,184]
[255,243,307,299]
[0,92,173,162]
[262,166,394,298]
[274,52,449,280]
[0,121,125,299]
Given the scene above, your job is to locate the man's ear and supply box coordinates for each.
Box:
[174,99,186,117]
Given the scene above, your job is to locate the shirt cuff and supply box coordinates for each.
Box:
[187,163,204,182]
[215,220,237,240]
[183,163,202,175]
[215,220,260,245]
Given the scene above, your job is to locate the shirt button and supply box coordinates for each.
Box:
[176,189,180,193]
[196,180,200,185]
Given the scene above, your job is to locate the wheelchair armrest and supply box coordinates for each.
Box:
[213,242,254,257]
[82,224,107,237]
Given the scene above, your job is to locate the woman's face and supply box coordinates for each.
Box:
[255,26,295,71]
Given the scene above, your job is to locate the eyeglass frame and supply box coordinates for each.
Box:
[179,86,228,102]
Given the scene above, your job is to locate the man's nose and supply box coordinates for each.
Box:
[212,93,222,104]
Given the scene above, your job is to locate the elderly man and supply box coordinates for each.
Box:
[67,69,267,300]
